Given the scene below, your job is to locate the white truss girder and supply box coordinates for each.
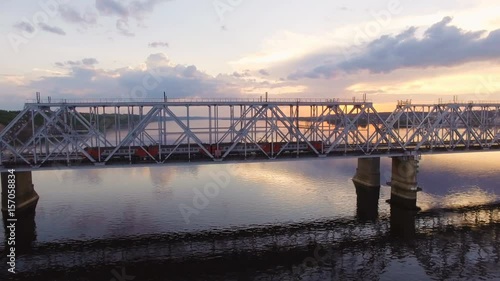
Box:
[0,99,499,170]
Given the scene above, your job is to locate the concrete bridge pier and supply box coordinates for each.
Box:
[388,156,421,210]
[352,158,381,188]
[352,158,380,221]
[1,171,39,213]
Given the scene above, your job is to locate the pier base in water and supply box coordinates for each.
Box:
[388,156,420,210]
[355,183,380,221]
[352,158,381,221]
[1,171,39,213]
[390,205,417,239]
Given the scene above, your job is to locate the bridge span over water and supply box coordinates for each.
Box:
[1,98,499,211]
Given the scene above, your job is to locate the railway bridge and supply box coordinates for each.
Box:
[1,98,499,211]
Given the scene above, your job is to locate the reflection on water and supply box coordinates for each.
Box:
[0,152,499,280]
[419,186,499,211]
[2,205,499,280]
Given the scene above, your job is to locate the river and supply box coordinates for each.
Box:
[1,152,500,280]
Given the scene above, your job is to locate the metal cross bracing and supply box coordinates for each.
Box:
[0,99,499,171]
[390,101,500,151]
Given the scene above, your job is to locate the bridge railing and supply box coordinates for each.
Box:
[25,97,373,104]
[437,101,500,105]
[397,99,500,106]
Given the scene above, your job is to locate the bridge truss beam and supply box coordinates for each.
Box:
[0,99,499,169]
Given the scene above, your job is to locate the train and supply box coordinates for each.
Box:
[83,141,323,161]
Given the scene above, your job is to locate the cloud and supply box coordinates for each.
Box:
[0,53,303,109]
[148,41,169,48]
[82,58,99,66]
[116,19,134,36]
[0,81,32,109]
[259,69,270,76]
[96,0,169,20]
[288,17,500,79]
[128,0,171,20]
[55,58,99,68]
[96,0,128,17]
[66,60,81,66]
[232,70,250,78]
[95,0,171,36]
[146,53,170,67]
[182,65,198,78]
[59,4,98,25]
[39,23,66,35]
[13,22,35,33]
[28,53,229,100]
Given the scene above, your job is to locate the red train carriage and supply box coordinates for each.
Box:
[259,143,283,154]
[207,142,264,158]
[145,144,211,160]
[83,147,100,159]
[83,146,144,161]
[309,141,323,152]
[82,141,325,161]
[138,146,155,158]
[205,141,324,158]
[277,141,322,153]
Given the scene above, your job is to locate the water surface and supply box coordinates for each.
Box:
[1,152,499,280]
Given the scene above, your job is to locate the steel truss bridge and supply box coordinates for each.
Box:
[0,98,499,171]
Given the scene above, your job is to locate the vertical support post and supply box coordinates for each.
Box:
[296,102,299,156]
[187,105,190,161]
[208,105,212,146]
[352,157,381,221]
[388,156,421,210]
[352,157,380,187]
[215,105,219,149]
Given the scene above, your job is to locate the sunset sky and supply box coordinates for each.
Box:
[0,0,499,110]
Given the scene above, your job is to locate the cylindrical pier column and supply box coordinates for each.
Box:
[388,156,420,210]
[355,183,380,221]
[1,171,39,213]
[352,157,380,188]
[352,158,381,221]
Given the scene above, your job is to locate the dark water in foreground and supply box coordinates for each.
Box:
[1,152,500,280]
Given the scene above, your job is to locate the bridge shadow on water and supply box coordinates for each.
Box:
[1,192,499,281]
